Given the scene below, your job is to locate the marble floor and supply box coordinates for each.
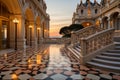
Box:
[0,44,120,80]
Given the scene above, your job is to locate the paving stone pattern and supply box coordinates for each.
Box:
[0,44,120,80]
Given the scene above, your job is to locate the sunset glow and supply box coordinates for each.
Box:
[45,0,101,37]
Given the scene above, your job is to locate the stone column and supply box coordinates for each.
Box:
[0,20,2,49]
[29,21,37,46]
[34,22,38,47]
[107,17,111,29]
[9,14,26,50]
[99,18,103,29]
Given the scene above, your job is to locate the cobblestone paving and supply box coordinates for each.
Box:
[0,44,120,80]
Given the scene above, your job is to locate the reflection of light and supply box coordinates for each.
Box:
[28,64,32,69]
[4,28,7,39]
[28,58,31,64]
[4,54,7,60]
[36,54,42,65]
[28,58,32,69]
[44,30,47,32]
[12,74,18,80]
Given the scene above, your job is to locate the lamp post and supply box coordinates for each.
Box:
[37,28,40,44]
[29,25,32,46]
[13,18,19,50]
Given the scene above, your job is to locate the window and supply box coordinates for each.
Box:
[81,10,83,14]
[95,9,98,14]
[88,8,91,16]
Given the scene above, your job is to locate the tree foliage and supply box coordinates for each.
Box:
[59,24,84,38]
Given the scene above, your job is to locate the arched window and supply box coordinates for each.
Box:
[95,9,98,14]
[88,8,91,16]
[81,9,83,14]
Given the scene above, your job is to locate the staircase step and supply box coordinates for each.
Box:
[87,61,120,72]
[114,46,120,50]
[68,48,80,59]
[114,37,120,42]
[102,52,120,57]
[92,58,120,67]
[74,47,81,52]
[76,45,81,49]
[96,55,120,61]
[107,50,120,53]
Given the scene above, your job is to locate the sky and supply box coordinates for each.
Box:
[45,0,101,38]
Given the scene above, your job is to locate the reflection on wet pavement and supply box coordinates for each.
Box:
[0,44,120,80]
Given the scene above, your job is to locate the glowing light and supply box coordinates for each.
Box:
[28,58,31,64]
[29,25,32,28]
[4,54,7,60]
[44,30,47,32]
[36,54,42,65]
[28,64,32,69]
[12,74,18,80]
[13,18,19,23]
[37,27,40,30]
[96,20,100,26]
[87,23,90,26]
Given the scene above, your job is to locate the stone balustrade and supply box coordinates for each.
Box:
[71,26,102,45]
[80,28,114,56]
[70,26,114,64]
[43,38,71,44]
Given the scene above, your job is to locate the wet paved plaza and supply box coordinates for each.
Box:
[0,44,120,80]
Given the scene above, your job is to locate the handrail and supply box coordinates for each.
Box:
[71,26,102,44]
[80,28,114,56]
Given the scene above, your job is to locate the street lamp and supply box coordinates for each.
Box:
[37,27,40,44]
[29,25,32,46]
[13,18,19,50]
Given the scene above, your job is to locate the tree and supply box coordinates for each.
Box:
[59,26,70,35]
[59,24,84,38]
[69,24,84,31]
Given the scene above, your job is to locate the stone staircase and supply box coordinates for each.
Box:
[67,41,120,72]
[87,42,120,72]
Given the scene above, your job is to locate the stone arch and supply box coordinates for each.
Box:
[95,20,100,27]
[110,12,119,30]
[0,0,22,49]
[102,16,108,29]
[24,8,34,46]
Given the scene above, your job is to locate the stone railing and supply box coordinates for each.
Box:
[81,28,114,56]
[114,30,120,37]
[80,28,114,64]
[43,38,71,44]
[71,26,102,45]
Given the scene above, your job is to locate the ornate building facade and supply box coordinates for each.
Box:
[0,0,50,50]
[72,0,120,31]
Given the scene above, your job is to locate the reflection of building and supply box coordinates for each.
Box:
[0,0,50,50]
[72,0,120,31]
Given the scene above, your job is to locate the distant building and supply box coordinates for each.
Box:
[0,0,50,50]
[72,0,120,31]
